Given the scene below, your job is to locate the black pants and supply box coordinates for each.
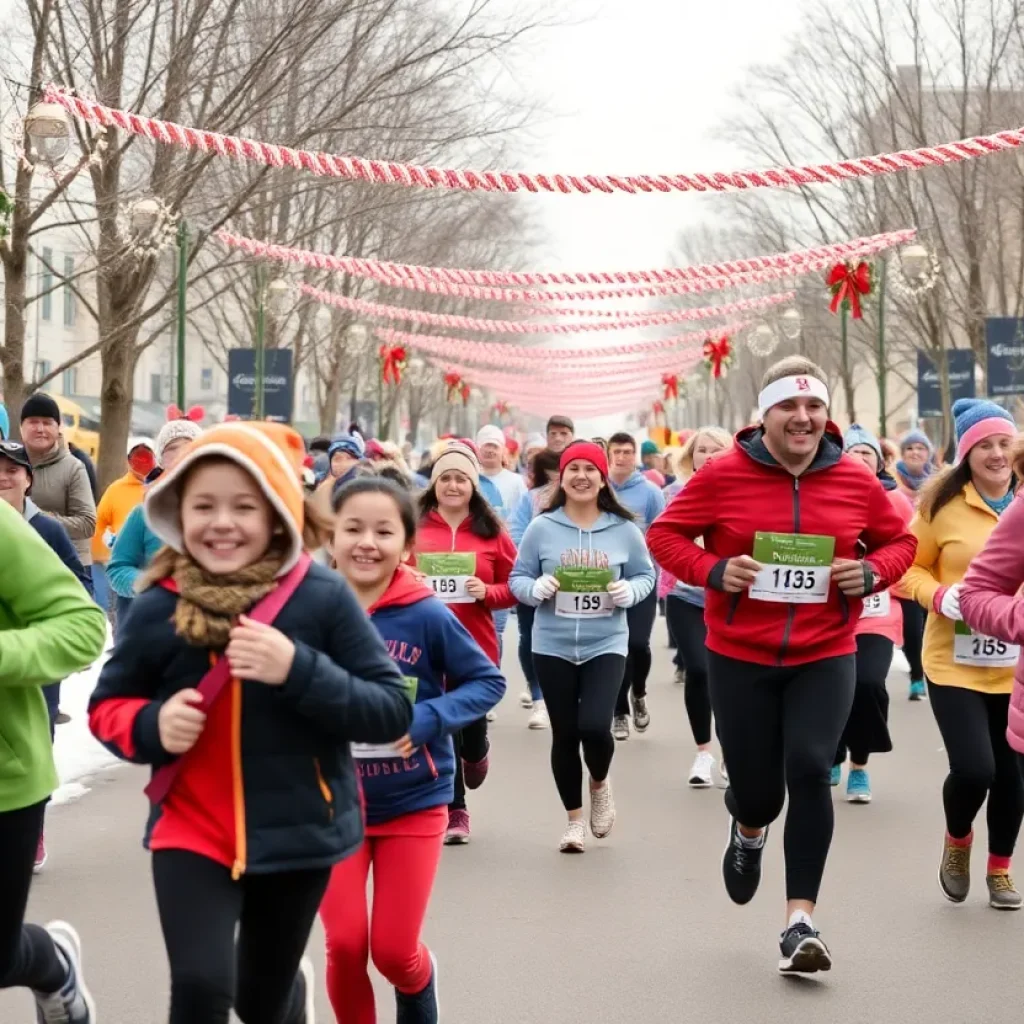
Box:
[927,683,1024,856]
[451,716,489,812]
[0,801,67,994]
[666,597,713,746]
[615,590,658,716]
[152,849,330,1024]
[834,634,894,767]
[708,651,856,903]
[534,653,626,811]
[898,598,926,681]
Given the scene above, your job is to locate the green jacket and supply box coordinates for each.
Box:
[0,499,107,812]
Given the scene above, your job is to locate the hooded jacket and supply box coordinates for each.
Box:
[610,469,665,532]
[414,510,518,666]
[359,568,507,824]
[92,470,146,563]
[106,501,165,599]
[28,437,97,565]
[647,424,918,668]
[510,506,655,665]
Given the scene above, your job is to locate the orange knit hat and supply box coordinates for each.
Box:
[144,421,307,575]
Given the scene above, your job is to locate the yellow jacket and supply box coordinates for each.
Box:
[901,482,1013,694]
[91,471,146,563]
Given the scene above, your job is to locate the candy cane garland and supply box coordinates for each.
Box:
[48,86,1024,197]
[301,283,794,335]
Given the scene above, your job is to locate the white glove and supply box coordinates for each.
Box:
[940,584,963,622]
[532,574,560,602]
[102,528,116,549]
[606,580,632,608]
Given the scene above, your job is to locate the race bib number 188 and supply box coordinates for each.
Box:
[749,532,835,605]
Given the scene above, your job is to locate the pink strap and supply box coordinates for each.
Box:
[144,553,313,804]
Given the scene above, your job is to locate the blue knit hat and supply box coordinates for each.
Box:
[899,428,933,456]
[952,398,1016,462]
[844,424,883,466]
[327,432,365,461]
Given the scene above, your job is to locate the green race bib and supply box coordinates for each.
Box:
[416,552,477,604]
[749,532,835,604]
[554,566,615,618]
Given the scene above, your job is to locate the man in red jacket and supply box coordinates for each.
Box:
[647,355,916,977]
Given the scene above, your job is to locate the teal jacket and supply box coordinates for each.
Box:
[107,502,163,599]
[0,500,107,812]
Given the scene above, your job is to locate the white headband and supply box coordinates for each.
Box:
[758,375,830,420]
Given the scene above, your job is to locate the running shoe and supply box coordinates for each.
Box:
[778,923,832,975]
[485,710,497,723]
[612,715,630,741]
[909,679,926,701]
[938,835,972,902]
[987,872,1023,910]
[444,809,471,846]
[34,832,47,874]
[519,690,534,709]
[32,921,95,1024]
[589,779,616,838]
[673,667,686,686]
[463,751,489,790]
[830,764,842,787]
[527,701,549,730]
[395,950,439,1024]
[722,818,767,905]
[719,760,729,784]
[55,711,72,725]
[846,769,872,804]
[299,956,316,1024]
[631,694,651,733]
[688,751,714,789]
[559,819,587,853]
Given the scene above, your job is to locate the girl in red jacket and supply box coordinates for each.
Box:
[415,441,518,844]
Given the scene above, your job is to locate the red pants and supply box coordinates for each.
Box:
[320,806,446,1024]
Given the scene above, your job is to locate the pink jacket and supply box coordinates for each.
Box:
[854,487,915,644]
[959,491,1024,754]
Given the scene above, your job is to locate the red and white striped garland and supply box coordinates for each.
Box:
[48,86,1024,197]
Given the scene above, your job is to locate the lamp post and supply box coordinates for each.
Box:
[780,307,802,341]
[25,101,70,167]
[253,275,291,419]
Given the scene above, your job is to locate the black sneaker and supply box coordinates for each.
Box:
[395,951,439,1024]
[778,922,832,975]
[722,818,767,905]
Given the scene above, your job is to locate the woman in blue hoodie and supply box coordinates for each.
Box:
[511,441,655,853]
[321,476,506,1024]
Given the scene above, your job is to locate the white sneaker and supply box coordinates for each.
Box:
[589,779,616,838]
[519,690,534,709]
[528,701,549,730]
[612,715,630,741]
[299,956,316,1023]
[559,819,587,853]
[688,751,715,789]
[673,667,686,686]
[33,921,95,1024]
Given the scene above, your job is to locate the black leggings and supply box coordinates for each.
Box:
[927,683,1024,856]
[666,597,713,746]
[898,598,926,681]
[152,849,330,1024]
[615,590,658,716]
[534,653,626,811]
[834,633,894,767]
[0,801,66,994]
[708,651,856,903]
[451,716,489,811]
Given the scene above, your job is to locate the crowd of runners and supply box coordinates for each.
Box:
[2,351,1024,1022]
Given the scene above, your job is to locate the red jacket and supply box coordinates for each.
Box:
[414,511,518,666]
[646,425,917,667]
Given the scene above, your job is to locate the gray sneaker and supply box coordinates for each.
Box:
[987,872,1023,910]
[612,715,630,741]
[33,921,95,1024]
[631,694,651,733]
[938,837,972,903]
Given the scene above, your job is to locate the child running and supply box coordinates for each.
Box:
[89,422,412,1024]
[320,475,506,1024]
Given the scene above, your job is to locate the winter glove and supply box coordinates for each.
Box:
[606,579,633,608]
[939,583,963,622]
[532,574,560,602]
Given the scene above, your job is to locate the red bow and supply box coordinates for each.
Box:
[702,336,732,379]
[165,404,205,423]
[493,400,510,417]
[459,383,471,406]
[827,260,871,320]
[378,344,407,385]
[652,400,665,416]
[661,374,679,401]
[444,372,462,403]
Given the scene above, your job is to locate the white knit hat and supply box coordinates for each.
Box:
[155,419,203,466]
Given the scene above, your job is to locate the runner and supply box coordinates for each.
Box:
[901,399,1023,909]
[416,440,517,844]
[88,422,412,1024]
[659,427,731,786]
[832,426,915,803]
[321,476,505,1024]
[606,432,665,740]
[648,356,916,974]
[510,441,655,852]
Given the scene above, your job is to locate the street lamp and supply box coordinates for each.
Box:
[780,307,802,341]
[252,276,293,421]
[128,197,162,236]
[901,243,930,282]
[266,278,291,317]
[748,323,779,357]
[25,101,70,167]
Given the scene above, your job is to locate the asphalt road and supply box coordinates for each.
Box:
[2,617,1019,1023]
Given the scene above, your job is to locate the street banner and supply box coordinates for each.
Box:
[227,349,293,422]
[985,318,1024,397]
[916,349,975,418]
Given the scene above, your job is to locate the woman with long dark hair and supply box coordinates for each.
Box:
[510,441,655,852]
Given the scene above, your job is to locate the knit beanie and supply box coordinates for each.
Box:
[155,418,203,467]
[953,398,1016,463]
[560,440,610,479]
[899,428,933,456]
[145,421,308,576]
[328,433,365,462]
[640,440,660,457]
[430,441,480,487]
[20,393,60,423]
[844,424,883,466]
[476,424,506,449]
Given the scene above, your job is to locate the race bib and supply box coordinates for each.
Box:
[416,552,477,604]
[554,566,614,618]
[860,592,891,619]
[352,676,419,758]
[953,622,1020,668]
[749,532,835,604]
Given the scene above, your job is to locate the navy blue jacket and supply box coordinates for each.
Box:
[25,498,93,596]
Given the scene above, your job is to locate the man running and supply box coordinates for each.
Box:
[648,355,916,975]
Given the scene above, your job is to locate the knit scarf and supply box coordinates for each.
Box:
[172,550,284,647]
[895,459,933,492]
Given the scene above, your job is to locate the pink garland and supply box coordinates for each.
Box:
[49,86,1024,197]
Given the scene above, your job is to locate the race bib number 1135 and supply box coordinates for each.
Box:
[749,532,835,605]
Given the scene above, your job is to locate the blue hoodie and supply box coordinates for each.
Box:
[358,568,507,825]
[508,485,550,546]
[510,507,655,664]
[610,470,665,531]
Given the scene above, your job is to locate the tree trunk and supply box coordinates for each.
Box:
[1,252,29,433]
[96,320,137,492]
[320,367,342,435]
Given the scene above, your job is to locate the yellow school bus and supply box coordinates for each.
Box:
[52,394,101,460]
